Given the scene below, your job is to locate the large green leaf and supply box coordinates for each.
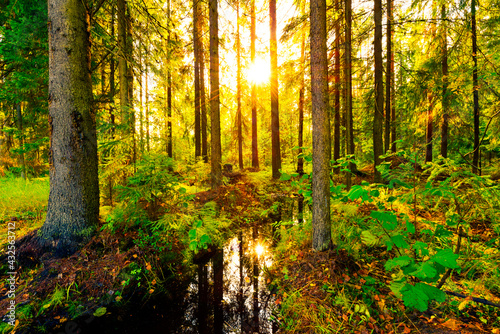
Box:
[415,283,446,303]
[401,284,429,311]
[385,256,413,271]
[371,211,398,230]
[432,249,460,269]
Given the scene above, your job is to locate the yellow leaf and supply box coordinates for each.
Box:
[146,262,152,271]
[133,254,137,258]
[59,317,67,323]
[149,289,155,294]
[310,283,316,287]
[458,299,470,311]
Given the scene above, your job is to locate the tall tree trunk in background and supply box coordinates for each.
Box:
[126,5,135,166]
[270,0,281,179]
[251,0,259,168]
[167,0,173,158]
[384,0,392,153]
[210,0,222,189]
[471,0,480,175]
[426,92,433,163]
[310,0,332,252]
[440,4,449,158]
[297,0,306,175]
[108,6,116,206]
[200,2,208,163]
[194,0,201,159]
[41,0,99,255]
[145,61,150,152]
[15,104,26,179]
[333,0,341,174]
[344,0,353,189]
[236,0,243,170]
[139,50,144,155]
[118,0,129,142]
[373,0,384,182]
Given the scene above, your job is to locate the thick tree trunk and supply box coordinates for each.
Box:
[117,0,129,140]
[210,0,222,189]
[270,0,281,179]
[126,5,135,166]
[440,4,449,158]
[251,0,259,168]
[373,0,384,182]
[333,0,341,174]
[310,0,332,251]
[236,1,243,170]
[471,0,480,174]
[41,0,99,255]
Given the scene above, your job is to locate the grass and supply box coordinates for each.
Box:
[0,176,49,246]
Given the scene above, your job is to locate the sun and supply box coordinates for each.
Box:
[247,57,270,85]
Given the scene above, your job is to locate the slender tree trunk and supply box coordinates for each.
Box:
[236,1,243,170]
[373,0,384,182]
[311,0,332,251]
[471,0,480,174]
[194,0,201,158]
[384,0,392,153]
[118,0,129,142]
[297,0,306,175]
[426,92,433,163]
[344,0,353,189]
[15,104,26,179]
[126,5,135,166]
[440,4,449,158]
[139,51,144,155]
[200,3,208,163]
[333,0,341,174]
[251,0,259,168]
[109,5,115,206]
[167,0,173,158]
[210,0,222,189]
[41,0,99,255]
[270,0,281,179]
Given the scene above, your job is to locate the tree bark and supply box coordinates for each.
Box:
[270,0,281,179]
[471,0,480,174]
[167,0,173,158]
[236,0,243,170]
[373,0,384,182]
[333,0,341,174]
[345,0,353,189]
[297,0,306,175]
[194,0,201,158]
[41,0,99,255]
[199,3,208,163]
[210,0,222,189]
[311,0,332,251]
[384,0,392,153]
[440,4,449,158]
[426,92,433,163]
[15,103,26,179]
[251,0,259,168]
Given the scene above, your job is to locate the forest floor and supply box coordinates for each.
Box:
[0,168,499,333]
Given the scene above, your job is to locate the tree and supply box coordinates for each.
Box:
[210,0,222,188]
[440,3,449,158]
[236,0,243,170]
[310,0,332,251]
[344,0,354,189]
[471,0,480,174]
[333,0,341,174]
[40,0,99,255]
[194,0,202,158]
[270,0,281,179]
[297,0,306,175]
[251,0,259,168]
[373,0,384,182]
[384,0,393,153]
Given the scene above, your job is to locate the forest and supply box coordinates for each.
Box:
[0,0,499,332]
